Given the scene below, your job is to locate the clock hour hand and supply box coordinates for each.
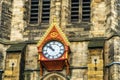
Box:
[48,46,54,51]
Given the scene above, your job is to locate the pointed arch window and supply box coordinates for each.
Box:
[44,74,66,80]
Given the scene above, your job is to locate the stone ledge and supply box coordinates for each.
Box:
[6,43,26,52]
[70,66,88,69]
[1,34,120,44]
[88,40,105,48]
[66,22,91,31]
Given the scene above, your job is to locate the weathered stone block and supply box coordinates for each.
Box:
[25,44,38,69]
[94,0,104,3]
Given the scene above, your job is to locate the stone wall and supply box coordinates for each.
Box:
[70,42,88,67]
[104,36,120,80]
[24,44,40,80]
[105,0,112,37]
[0,44,5,70]
[114,37,120,62]
[71,69,87,80]
[50,0,62,26]
[118,0,120,29]
[0,43,9,70]
[0,0,116,40]
[109,64,120,80]
[0,0,2,25]
[90,0,111,37]
[111,37,120,80]
[88,49,103,80]
[0,0,12,39]
[70,42,88,80]
[104,37,114,80]
[25,44,38,70]
[61,0,70,30]
[10,0,25,41]
[0,43,9,80]
[4,53,22,80]
[110,0,118,34]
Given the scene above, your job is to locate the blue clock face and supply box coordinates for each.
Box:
[42,41,65,59]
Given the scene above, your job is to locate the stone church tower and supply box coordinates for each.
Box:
[0,0,120,80]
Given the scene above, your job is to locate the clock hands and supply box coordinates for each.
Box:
[47,45,55,51]
[43,41,65,59]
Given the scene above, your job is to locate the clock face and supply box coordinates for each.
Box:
[42,41,65,59]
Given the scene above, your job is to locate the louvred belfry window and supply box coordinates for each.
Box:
[71,0,91,22]
[82,0,91,22]
[42,0,50,23]
[30,0,39,24]
[71,0,79,22]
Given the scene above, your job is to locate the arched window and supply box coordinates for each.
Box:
[46,75,63,80]
[43,73,66,80]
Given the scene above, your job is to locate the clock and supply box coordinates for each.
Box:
[42,41,65,59]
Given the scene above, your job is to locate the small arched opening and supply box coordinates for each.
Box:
[42,73,67,80]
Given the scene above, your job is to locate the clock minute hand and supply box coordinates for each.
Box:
[48,46,54,51]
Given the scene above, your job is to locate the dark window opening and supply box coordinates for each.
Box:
[30,0,39,24]
[31,10,38,13]
[71,0,91,22]
[82,0,91,22]
[31,2,39,4]
[31,6,39,9]
[71,0,79,2]
[31,13,38,16]
[42,0,50,23]
[30,18,38,24]
[83,0,91,2]
[71,0,79,22]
